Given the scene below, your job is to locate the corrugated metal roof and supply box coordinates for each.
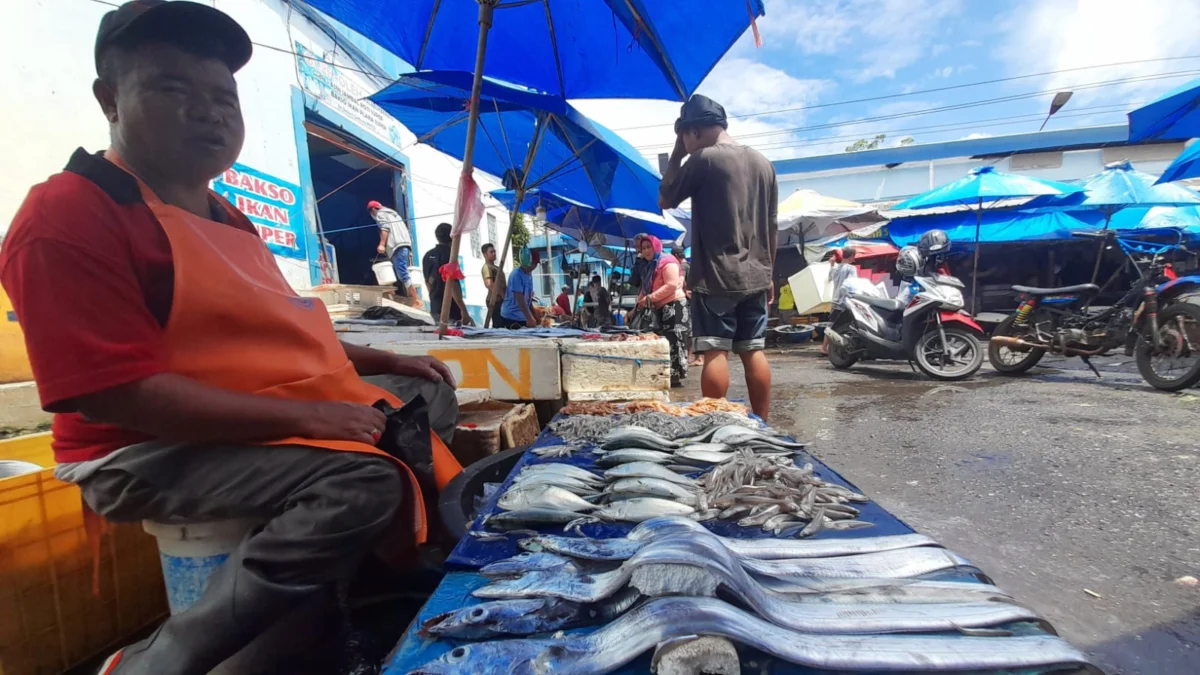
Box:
[773,124,1135,177]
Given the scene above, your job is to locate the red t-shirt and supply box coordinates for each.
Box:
[0,149,257,463]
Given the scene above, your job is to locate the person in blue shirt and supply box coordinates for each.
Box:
[499,248,540,329]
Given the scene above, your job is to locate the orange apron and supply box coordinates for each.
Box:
[105,151,462,546]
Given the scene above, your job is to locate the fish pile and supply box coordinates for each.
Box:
[487,424,820,533]
[558,398,749,418]
[549,410,761,444]
[414,517,1097,674]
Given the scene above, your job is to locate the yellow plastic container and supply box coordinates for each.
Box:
[0,287,34,384]
[0,433,167,675]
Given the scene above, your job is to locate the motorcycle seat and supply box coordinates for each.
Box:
[1011,283,1099,296]
[858,295,906,312]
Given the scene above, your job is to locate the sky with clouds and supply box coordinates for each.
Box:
[571,0,1200,166]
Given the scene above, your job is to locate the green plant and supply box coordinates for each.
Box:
[509,210,531,252]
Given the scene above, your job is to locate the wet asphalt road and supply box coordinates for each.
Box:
[674,348,1200,675]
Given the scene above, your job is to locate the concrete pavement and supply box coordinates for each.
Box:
[676,348,1200,675]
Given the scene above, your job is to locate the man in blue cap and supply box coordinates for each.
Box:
[660,95,778,420]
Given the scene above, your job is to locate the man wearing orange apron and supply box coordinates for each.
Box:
[0,3,462,674]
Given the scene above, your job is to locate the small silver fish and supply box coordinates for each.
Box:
[603,477,699,503]
[498,485,598,513]
[567,498,696,531]
[518,463,604,485]
[508,474,601,496]
[484,508,582,531]
[480,552,579,579]
[601,427,682,451]
[603,462,699,486]
[594,448,675,467]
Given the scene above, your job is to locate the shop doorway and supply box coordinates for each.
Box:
[304,119,410,286]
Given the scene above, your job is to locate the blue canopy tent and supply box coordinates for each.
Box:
[892,166,1083,311]
[1025,161,1200,282]
[307,0,763,330]
[888,209,1105,247]
[1128,78,1200,142]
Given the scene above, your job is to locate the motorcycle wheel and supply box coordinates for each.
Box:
[987,314,1047,374]
[828,338,859,369]
[915,326,984,381]
[1135,302,1200,392]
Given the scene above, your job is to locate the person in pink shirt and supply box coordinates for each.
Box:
[636,234,689,387]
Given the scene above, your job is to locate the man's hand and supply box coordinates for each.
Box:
[391,354,457,388]
[298,401,388,445]
[672,132,687,159]
[376,244,387,255]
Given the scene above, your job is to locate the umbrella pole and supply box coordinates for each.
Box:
[1089,212,1113,285]
[438,0,496,336]
[970,198,982,315]
[486,185,524,328]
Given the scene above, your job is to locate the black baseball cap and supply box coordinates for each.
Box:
[674,94,728,134]
[94,0,253,76]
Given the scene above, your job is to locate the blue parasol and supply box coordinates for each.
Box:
[1157,141,1200,184]
[1028,160,1200,281]
[892,165,1083,311]
[1128,78,1200,142]
[370,71,662,213]
[303,0,765,101]
[307,0,763,331]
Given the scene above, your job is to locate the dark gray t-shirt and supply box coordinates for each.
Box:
[659,142,777,296]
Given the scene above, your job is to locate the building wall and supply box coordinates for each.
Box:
[777,144,1184,205]
[0,0,513,381]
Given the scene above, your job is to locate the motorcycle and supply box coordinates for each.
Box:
[988,230,1200,391]
[827,265,985,381]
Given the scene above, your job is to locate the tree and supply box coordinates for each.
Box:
[509,210,530,253]
[844,134,916,152]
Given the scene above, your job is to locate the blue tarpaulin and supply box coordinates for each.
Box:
[304,0,765,101]
[888,209,1105,247]
[1128,78,1200,142]
[371,71,662,213]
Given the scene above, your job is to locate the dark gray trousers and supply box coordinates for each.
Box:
[81,376,456,675]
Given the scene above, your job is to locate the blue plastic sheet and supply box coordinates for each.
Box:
[388,415,1073,675]
[492,189,684,244]
[1128,77,1200,142]
[370,71,662,213]
[385,571,1066,675]
[445,414,915,570]
[303,0,765,101]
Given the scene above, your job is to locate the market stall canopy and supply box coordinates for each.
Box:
[1128,78,1200,142]
[1026,161,1200,213]
[1156,141,1200,184]
[889,209,1103,247]
[892,166,1083,211]
[371,70,661,212]
[491,189,684,245]
[778,189,884,238]
[305,0,765,101]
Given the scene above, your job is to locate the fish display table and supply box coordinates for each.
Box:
[385,411,1094,674]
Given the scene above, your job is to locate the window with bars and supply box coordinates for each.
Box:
[469,226,481,257]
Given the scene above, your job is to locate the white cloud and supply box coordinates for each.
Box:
[761,0,964,82]
[573,57,830,163]
[964,132,992,140]
[998,0,1200,107]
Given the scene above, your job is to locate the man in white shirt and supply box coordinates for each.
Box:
[369,200,412,297]
[823,247,858,355]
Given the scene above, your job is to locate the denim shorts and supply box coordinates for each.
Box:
[691,291,769,354]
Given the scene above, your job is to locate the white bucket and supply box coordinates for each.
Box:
[372,260,397,285]
[143,519,260,615]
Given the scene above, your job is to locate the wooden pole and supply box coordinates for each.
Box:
[1089,211,1113,285]
[438,0,495,335]
[485,185,523,328]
